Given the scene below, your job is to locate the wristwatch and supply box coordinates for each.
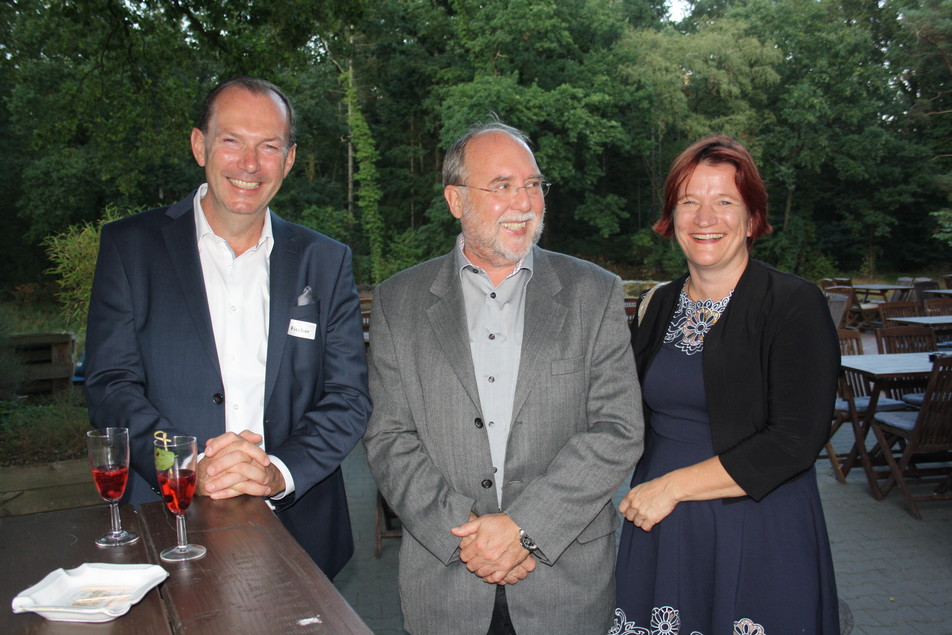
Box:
[519,528,539,553]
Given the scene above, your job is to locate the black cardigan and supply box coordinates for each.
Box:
[632,259,839,501]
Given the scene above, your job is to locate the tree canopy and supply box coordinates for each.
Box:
[2,0,950,288]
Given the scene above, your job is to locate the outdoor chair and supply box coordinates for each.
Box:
[923,298,952,316]
[912,279,940,309]
[825,292,850,330]
[818,278,835,291]
[374,491,402,557]
[889,277,915,302]
[623,296,640,326]
[869,356,952,519]
[824,330,907,482]
[875,326,936,408]
[833,277,853,286]
[875,326,937,355]
[824,327,863,481]
[828,286,877,330]
[876,301,920,328]
[944,274,952,290]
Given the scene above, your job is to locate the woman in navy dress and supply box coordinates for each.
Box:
[612,136,840,634]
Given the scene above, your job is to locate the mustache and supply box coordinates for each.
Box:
[497,212,537,224]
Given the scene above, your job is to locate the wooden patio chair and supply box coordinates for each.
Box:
[374,491,402,557]
[818,278,835,291]
[876,326,936,408]
[828,330,909,481]
[889,276,915,302]
[912,279,940,310]
[823,330,864,481]
[877,301,920,328]
[923,298,952,316]
[875,326,937,355]
[944,274,952,290]
[623,296,640,326]
[361,309,372,349]
[825,292,850,330]
[833,277,853,286]
[828,286,877,330]
[869,356,952,519]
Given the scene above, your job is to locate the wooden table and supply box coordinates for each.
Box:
[1,505,170,634]
[840,353,933,497]
[139,497,371,634]
[852,284,912,302]
[3,498,372,634]
[891,316,952,327]
[890,316,952,343]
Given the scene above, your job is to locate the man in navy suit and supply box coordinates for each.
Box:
[85,77,371,579]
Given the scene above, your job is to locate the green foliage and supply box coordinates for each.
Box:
[630,229,687,279]
[932,208,952,247]
[44,205,140,325]
[0,389,90,466]
[754,216,838,281]
[342,69,386,285]
[2,0,951,290]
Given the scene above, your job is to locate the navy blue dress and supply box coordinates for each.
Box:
[612,297,838,634]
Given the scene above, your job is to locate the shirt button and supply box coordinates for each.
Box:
[212,393,224,404]
[490,292,497,299]
[472,268,480,275]
[488,376,495,383]
[232,404,240,410]
[474,417,484,429]
[488,334,495,340]
[230,305,238,312]
[492,467,498,473]
[481,479,493,489]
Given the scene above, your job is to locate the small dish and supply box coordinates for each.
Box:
[11,563,167,623]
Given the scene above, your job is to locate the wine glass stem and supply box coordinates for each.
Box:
[109,501,123,534]
[175,514,188,550]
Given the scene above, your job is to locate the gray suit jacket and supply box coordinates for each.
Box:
[364,247,643,634]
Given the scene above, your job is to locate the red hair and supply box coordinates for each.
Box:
[653,135,772,244]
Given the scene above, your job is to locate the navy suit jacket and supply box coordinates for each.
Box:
[84,191,371,578]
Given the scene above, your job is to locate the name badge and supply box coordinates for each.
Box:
[288,319,316,340]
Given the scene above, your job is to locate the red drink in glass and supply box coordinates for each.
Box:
[157,469,196,515]
[91,464,129,502]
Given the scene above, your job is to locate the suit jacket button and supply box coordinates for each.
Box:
[481,479,493,489]
[474,417,484,428]
[212,393,224,405]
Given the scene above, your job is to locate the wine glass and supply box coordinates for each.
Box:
[86,428,140,547]
[153,434,206,561]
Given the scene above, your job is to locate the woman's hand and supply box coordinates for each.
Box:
[619,475,679,532]
[619,457,747,532]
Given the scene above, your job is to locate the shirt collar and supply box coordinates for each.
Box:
[454,233,534,281]
[193,183,274,256]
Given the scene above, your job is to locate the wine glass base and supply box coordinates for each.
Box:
[160,543,206,562]
[95,530,140,547]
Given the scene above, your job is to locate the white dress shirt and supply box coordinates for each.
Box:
[193,184,293,496]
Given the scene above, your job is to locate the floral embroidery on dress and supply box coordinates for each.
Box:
[663,285,734,355]
[610,607,764,635]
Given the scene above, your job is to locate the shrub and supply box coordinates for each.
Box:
[44,205,140,326]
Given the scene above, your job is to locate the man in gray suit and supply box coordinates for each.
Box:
[363,121,644,634]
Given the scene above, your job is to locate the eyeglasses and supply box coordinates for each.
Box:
[453,179,550,199]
